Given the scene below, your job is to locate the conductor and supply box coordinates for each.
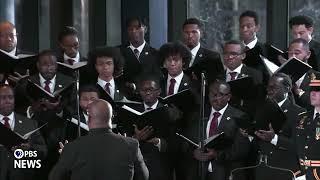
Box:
[49,99,149,180]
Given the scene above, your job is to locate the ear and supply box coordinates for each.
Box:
[308,26,314,34]
[142,25,148,34]
[306,49,311,59]
[240,53,246,60]
[255,24,260,33]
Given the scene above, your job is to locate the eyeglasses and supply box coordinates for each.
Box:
[0,33,17,39]
[223,52,243,58]
[139,88,160,93]
[209,92,230,98]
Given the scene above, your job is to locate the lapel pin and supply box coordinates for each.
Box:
[184,83,188,86]
[18,120,22,124]
[227,117,231,121]
[145,52,149,55]
[116,89,120,93]
[284,109,288,113]
[199,54,203,57]
[58,84,62,88]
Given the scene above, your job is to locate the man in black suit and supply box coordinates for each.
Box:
[159,42,197,96]
[118,74,172,180]
[87,47,128,101]
[288,38,320,110]
[239,10,269,85]
[49,99,149,180]
[289,15,320,71]
[0,21,36,84]
[221,40,264,117]
[57,26,86,65]
[119,17,160,84]
[158,41,199,180]
[182,18,224,82]
[0,84,47,180]
[184,80,250,180]
[251,73,305,180]
[15,50,75,179]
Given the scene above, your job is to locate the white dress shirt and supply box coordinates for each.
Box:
[143,100,159,111]
[129,41,146,58]
[64,52,80,64]
[39,74,56,93]
[206,104,228,172]
[0,112,15,130]
[189,43,201,67]
[167,72,184,95]
[243,36,258,49]
[97,77,115,100]
[226,64,244,82]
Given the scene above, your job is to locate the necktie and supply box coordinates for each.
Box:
[104,82,111,95]
[209,112,221,137]
[44,80,51,93]
[168,78,176,96]
[229,72,237,81]
[67,59,75,65]
[3,116,10,129]
[133,49,140,60]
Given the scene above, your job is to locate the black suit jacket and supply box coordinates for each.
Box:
[119,43,160,83]
[225,65,265,117]
[308,39,320,71]
[254,99,305,180]
[6,113,47,180]
[127,102,171,180]
[189,47,224,83]
[184,105,251,180]
[243,41,270,85]
[49,128,149,180]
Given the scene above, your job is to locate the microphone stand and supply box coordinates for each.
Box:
[75,69,81,137]
[198,72,206,180]
[229,153,296,180]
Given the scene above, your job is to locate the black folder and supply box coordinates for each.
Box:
[96,84,142,108]
[253,98,286,134]
[0,50,37,75]
[176,132,232,150]
[0,122,47,149]
[274,57,312,83]
[57,61,88,78]
[265,44,288,66]
[159,89,196,112]
[228,76,256,99]
[116,105,170,138]
[26,79,74,102]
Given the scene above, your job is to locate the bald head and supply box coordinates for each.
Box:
[87,99,113,129]
[0,21,17,52]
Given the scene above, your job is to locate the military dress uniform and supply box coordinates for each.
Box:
[296,79,320,180]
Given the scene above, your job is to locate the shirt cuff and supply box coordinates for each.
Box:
[155,138,161,151]
[270,134,278,146]
[27,106,34,118]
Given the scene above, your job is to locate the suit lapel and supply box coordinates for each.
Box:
[193,47,205,66]
[217,106,232,132]
[178,74,190,91]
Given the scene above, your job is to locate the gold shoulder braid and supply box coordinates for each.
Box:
[297,114,308,129]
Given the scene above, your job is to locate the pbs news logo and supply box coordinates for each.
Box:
[14,149,41,169]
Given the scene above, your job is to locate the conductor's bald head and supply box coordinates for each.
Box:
[87,99,113,129]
